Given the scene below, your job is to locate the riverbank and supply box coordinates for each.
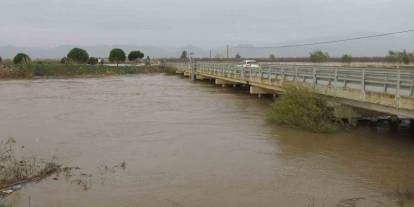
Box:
[0,64,176,79]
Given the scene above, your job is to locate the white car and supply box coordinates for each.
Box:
[238,60,260,68]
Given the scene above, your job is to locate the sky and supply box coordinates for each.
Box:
[1,0,414,56]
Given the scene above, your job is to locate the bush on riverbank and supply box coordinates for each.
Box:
[267,86,350,133]
[0,63,177,79]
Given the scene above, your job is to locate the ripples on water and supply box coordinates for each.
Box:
[0,74,413,207]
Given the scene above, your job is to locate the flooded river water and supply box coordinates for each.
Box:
[1,74,414,207]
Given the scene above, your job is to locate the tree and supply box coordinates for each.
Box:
[269,54,276,60]
[180,50,188,60]
[341,54,352,63]
[88,57,98,65]
[386,50,399,63]
[401,50,410,64]
[0,56,2,63]
[128,51,144,62]
[385,50,413,64]
[13,53,31,64]
[109,48,126,66]
[310,50,329,63]
[235,53,242,59]
[67,48,89,64]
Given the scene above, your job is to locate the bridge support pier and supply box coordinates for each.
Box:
[215,79,234,87]
[250,86,274,98]
[196,75,208,80]
[176,70,185,75]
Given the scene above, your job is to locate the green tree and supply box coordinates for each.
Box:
[401,50,410,64]
[67,48,89,64]
[341,54,352,63]
[128,51,144,62]
[88,57,98,65]
[109,48,126,66]
[386,50,400,63]
[235,53,242,59]
[269,54,276,60]
[13,53,31,64]
[310,50,329,63]
[0,56,2,63]
[180,50,188,60]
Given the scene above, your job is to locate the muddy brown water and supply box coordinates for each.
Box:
[1,74,413,207]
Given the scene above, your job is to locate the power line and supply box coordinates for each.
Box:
[233,29,414,49]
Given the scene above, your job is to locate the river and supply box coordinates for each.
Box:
[1,74,413,207]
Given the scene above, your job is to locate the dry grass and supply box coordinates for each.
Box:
[0,138,60,193]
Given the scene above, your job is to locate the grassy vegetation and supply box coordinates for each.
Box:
[0,63,177,79]
[267,86,353,133]
[0,138,60,194]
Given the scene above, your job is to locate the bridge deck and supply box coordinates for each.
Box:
[168,62,414,118]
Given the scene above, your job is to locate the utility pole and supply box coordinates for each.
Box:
[226,45,229,59]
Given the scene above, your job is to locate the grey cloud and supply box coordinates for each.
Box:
[1,0,414,57]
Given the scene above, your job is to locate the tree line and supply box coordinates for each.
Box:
[1,48,148,66]
[178,49,414,64]
[2,49,414,65]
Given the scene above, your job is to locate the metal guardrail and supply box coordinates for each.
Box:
[168,62,414,100]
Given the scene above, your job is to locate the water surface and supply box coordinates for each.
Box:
[1,74,413,207]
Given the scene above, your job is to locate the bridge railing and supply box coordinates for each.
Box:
[167,62,414,98]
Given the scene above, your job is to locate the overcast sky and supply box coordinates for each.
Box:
[1,0,414,50]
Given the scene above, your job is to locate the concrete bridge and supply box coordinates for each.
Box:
[167,62,414,119]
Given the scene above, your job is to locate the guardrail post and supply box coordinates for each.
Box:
[334,68,338,96]
[259,67,262,80]
[410,72,414,96]
[396,70,401,109]
[190,62,197,81]
[384,72,389,93]
[294,66,298,82]
[361,69,366,99]
[312,67,317,88]
[268,68,272,84]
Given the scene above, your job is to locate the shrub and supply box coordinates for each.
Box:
[128,50,144,61]
[269,54,276,60]
[13,53,31,64]
[145,56,151,65]
[341,54,352,63]
[109,48,126,66]
[268,86,343,133]
[67,48,89,64]
[386,50,413,64]
[60,57,67,64]
[88,57,98,65]
[235,53,242,59]
[310,50,329,63]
